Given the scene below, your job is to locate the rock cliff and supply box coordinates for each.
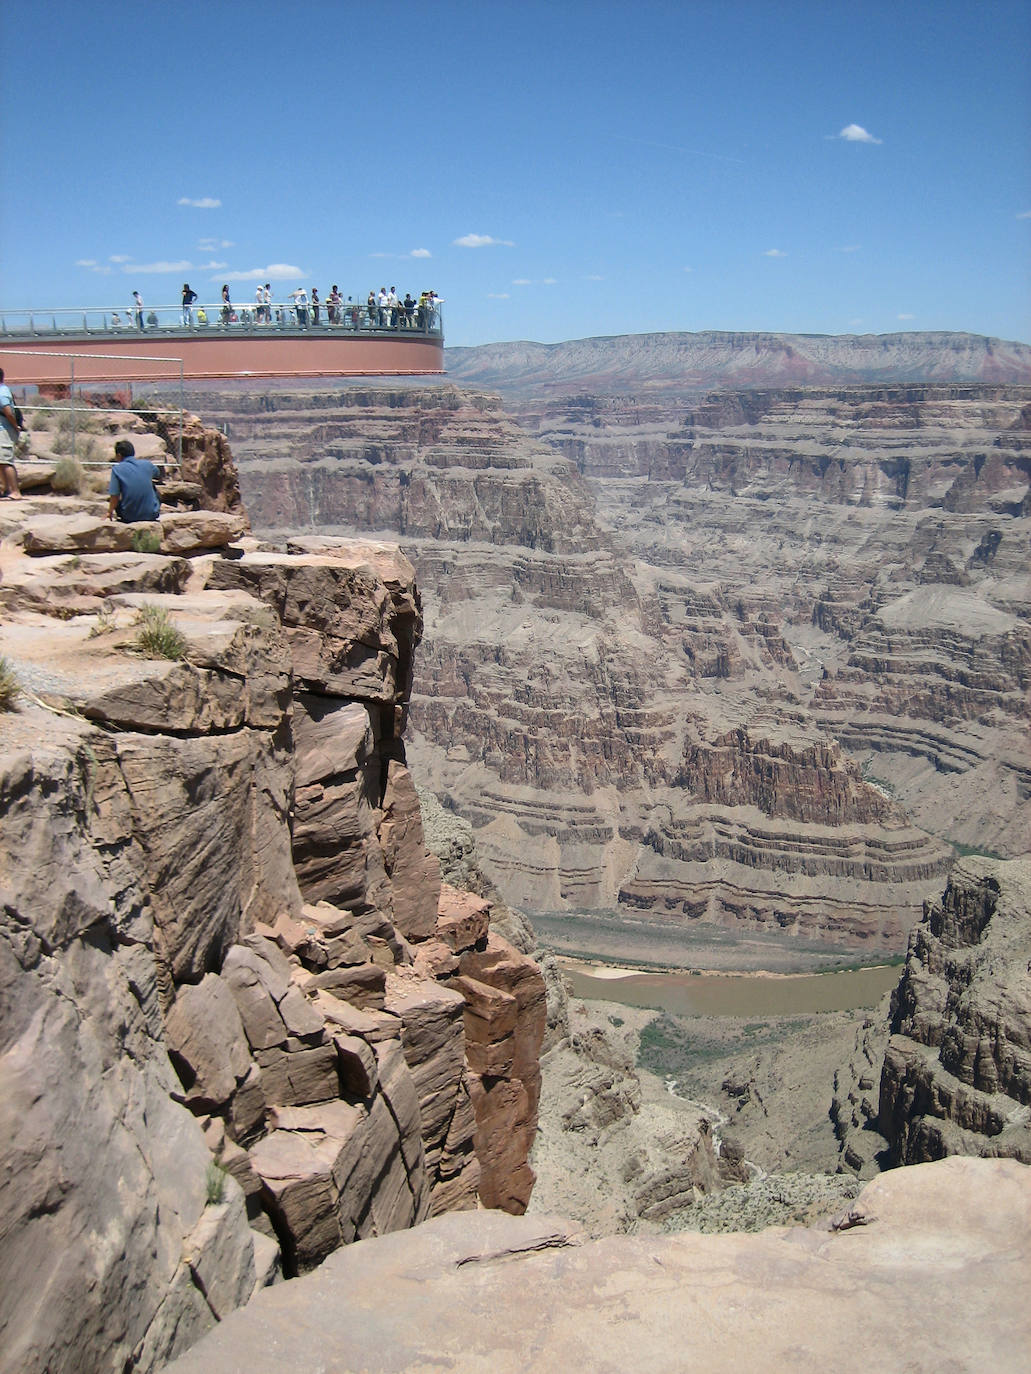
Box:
[878,856,1031,1164]
[0,437,545,1371]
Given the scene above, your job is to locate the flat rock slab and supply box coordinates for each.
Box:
[19,510,247,556]
[168,1157,1030,1374]
[22,513,162,554]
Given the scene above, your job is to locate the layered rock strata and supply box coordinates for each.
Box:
[182,380,985,951]
[878,856,1031,1164]
[0,497,545,1371]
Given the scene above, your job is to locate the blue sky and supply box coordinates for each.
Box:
[2,0,1028,347]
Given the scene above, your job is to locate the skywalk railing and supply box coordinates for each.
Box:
[0,300,443,337]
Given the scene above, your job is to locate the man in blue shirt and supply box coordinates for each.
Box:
[106,439,162,523]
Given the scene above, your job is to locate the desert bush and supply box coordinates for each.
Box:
[50,457,86,494]
[87,609,116,638]
[134,604,186,661]
[130,529,162,554]
[0,657,21,710]
[204,1161,227,1206]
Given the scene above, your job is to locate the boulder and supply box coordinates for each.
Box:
[159,510,248,554]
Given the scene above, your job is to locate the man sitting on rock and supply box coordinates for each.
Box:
[106,439,162,523]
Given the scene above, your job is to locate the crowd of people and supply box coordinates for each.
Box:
[121,284,444,332]
[108,286,442,332]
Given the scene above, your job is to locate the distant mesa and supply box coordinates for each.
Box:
[445,330,1031,397]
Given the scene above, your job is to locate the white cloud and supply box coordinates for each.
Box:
[123,259,194,274]
[220,263,306,282]
[453,233,515,248]
[1018,210,1031,219]
[763,248,787,258]
[76,258,114,275]
[178,196,222,209]
[371,247,433,260]
[197,260,229,271]
[512,278,532,285]
[839,244,861,253]
[837,124,882,144]
[897,312,915,320]
[542,277,557,285]
[583,273,605,281]
[198,237,234,251]
[487,292,510,300]
[683,266,693,273]
[109,254,132,264]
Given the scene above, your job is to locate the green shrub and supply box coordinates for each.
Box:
[134,604,186,661]
[130,529,162,554]
[51,457,85,494]
[0,657,20,710]
[204,1161,227,1206]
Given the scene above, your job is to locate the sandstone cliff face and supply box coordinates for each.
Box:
[878,857,1031,1165]
[0,486,545,1370]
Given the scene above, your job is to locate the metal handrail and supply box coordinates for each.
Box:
[0,299,443,337]
[0,346,185,467]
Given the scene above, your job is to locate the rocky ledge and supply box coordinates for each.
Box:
[168,1156,1030,1374]
[0,508,545,1372]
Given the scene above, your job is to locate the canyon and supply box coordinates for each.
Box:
[186,350,1029,961]
[1,340,1029,1369]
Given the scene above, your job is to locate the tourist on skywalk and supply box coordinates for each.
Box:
[291,287,309,327]
[221,284,232,326]
[263,283,272,323]
[181,283,197,326]
[311,288,320,326]
[378,287,390,326]
[255,283,265,322]
[327,285,341,324]
[132,291,144,329]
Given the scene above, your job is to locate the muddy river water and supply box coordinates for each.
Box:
[560,960,901,1017]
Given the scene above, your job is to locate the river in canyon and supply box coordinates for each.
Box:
[559,959,901,1017]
